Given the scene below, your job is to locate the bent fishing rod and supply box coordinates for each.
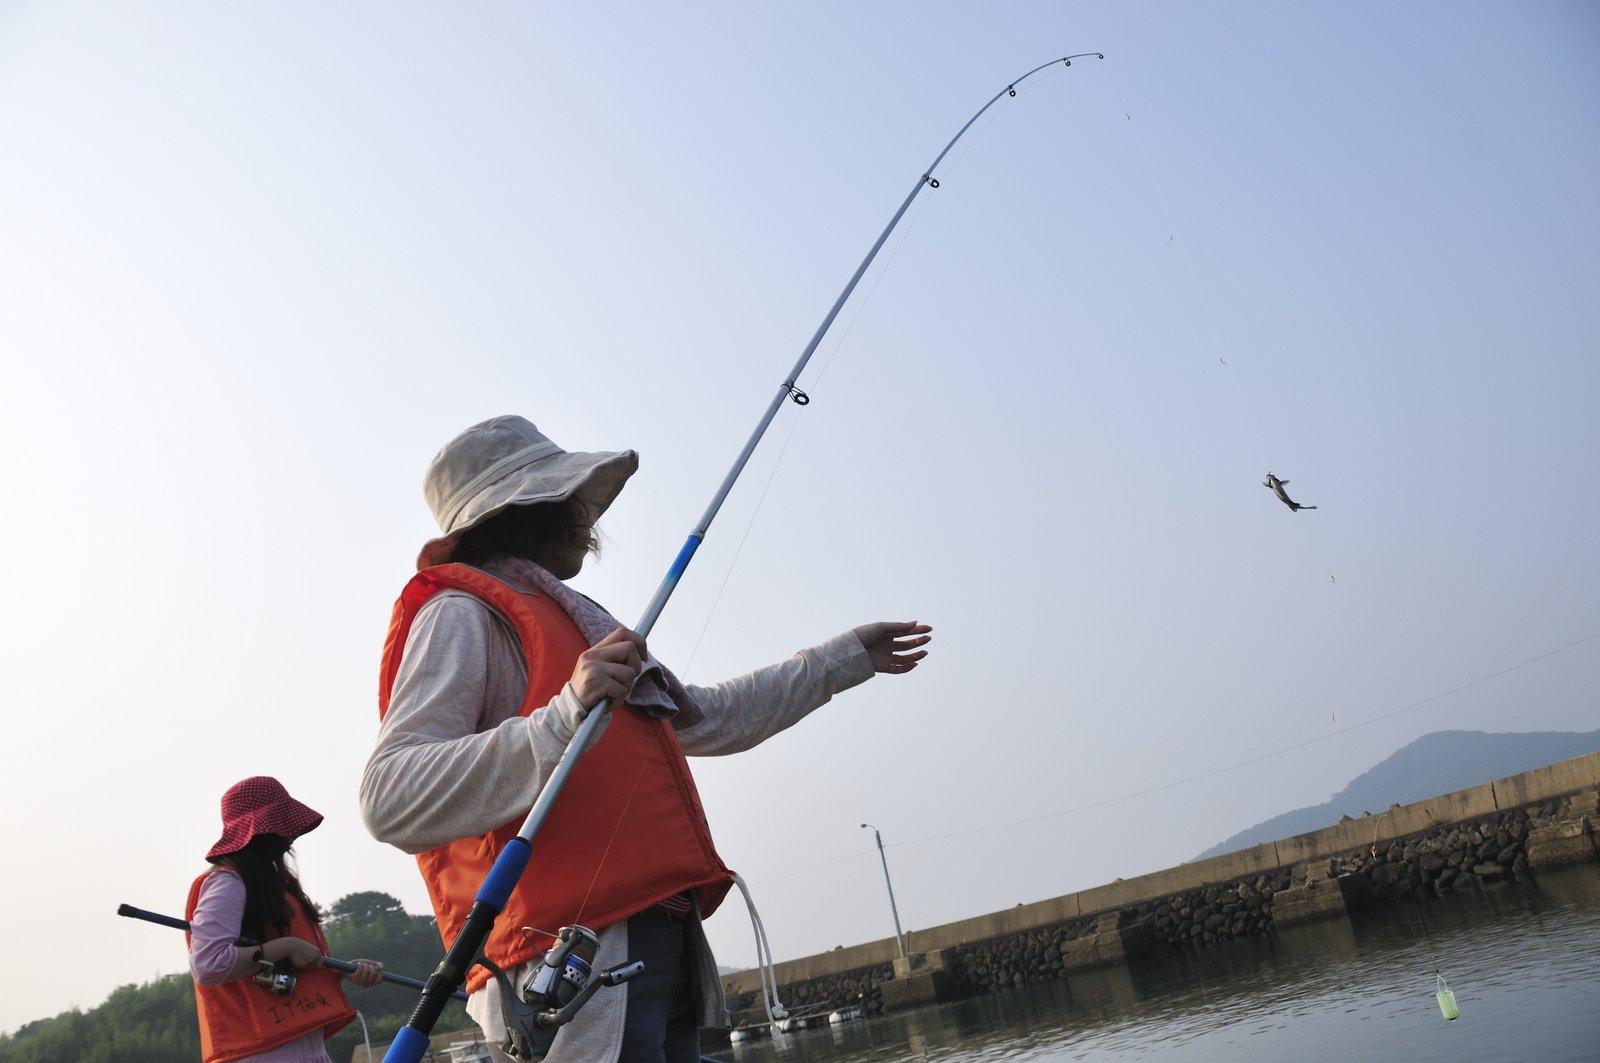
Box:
[385,51,1104,1063]
[116,903,468,1002]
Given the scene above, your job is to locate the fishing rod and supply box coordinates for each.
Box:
[116,903,468,1003]
[384,51,1105,1063]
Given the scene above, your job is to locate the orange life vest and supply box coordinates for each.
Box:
[185,869,355,1063]
[378,563,733,995]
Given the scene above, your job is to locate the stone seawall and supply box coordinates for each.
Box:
[723,750,1600,1024]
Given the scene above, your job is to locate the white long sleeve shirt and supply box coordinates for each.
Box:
[360,577,874,1061]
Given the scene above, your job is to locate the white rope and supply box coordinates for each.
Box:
[731,872,788,1034]
[354,1008,372,1062]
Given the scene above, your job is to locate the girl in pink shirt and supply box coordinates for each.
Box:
[188,777,384,1063]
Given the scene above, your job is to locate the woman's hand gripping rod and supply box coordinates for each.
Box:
[382,51,1103,1063]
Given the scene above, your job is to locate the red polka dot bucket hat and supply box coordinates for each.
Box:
[206,777,324,862]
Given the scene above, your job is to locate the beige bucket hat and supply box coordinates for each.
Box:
[418,415,638,569]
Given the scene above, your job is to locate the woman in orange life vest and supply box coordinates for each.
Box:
[187,777,384,1063]
[361,415,933,1063]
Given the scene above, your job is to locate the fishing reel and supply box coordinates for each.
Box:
[479,925,644,1060]
[252,960,298,996]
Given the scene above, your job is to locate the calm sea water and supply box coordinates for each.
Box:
[712,867,1600,1062]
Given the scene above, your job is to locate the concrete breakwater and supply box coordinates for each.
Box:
[721,751,1600,1027]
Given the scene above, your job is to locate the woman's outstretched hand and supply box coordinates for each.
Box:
[852,621,933,675]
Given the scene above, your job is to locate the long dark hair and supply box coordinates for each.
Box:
[452,498,600,566]
[216,834,321,942]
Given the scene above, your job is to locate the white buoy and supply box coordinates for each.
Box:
[827,1006,863,1025]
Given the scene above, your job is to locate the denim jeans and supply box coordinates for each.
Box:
[617,907,701,1063]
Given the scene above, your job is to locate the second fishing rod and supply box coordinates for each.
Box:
[385,50,1104,1063]
[116,903,467,1003]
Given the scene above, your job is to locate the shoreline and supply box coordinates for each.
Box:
[718,751,1599,1030]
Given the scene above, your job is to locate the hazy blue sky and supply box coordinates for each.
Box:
[2,0,1596,1034]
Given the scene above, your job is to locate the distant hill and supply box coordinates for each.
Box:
[1195,728,1600,861]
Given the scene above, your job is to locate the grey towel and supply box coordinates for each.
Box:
[484,555,705,728]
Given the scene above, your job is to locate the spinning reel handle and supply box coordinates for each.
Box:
[601,960,645,987]
[251,963,299,996]
[538,958,645,1031]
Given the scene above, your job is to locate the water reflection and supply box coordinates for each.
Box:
[713,867,1600,1062]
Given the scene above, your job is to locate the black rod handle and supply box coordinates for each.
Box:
[398,900,496,1042]
[117,903,191,932]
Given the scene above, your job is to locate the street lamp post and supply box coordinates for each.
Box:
[861,823,908,959]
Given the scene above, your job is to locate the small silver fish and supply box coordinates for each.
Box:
[1264,472,1317,512]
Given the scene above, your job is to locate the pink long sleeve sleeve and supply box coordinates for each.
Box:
[187,870,245,985]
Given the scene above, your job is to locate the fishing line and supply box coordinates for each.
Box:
[678,193,935,676]
[936,94,1012,182]
[1376,811,1461,1018]
[681,78,1045,676]
[1102,61,1272,470]
[386,55,1110,1061]
[1298,558,1337,586]
[1373,811,1445,975]
[747,628,1600,881]
[597,76,1027,956]
[1013,62,1068,97]
[677,411,804,677]
[889,628,1600,847]
[753,849,876,887]
[679,132,956,675]
[571,756,652,930]
[799,88,1015,392]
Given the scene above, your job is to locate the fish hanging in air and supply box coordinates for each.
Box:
[1263,472,1317,512]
